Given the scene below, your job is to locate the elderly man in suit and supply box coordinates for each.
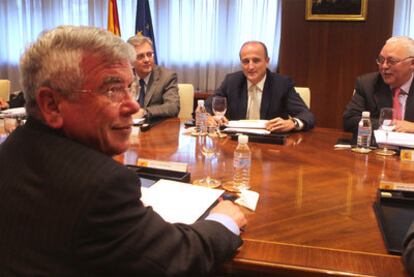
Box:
[127,35,179,119]
[343,36,414,135]
[206,41,315,132]
[0,25,246,275]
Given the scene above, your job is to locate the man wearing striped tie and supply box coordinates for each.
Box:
[127,35,179,119]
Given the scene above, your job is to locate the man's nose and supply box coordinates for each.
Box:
[121,93,140,115]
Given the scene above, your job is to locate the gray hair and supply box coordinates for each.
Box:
[239,41,269,59]
[127,35,153,49]
[386,36,414,56]
[20,25,136,116]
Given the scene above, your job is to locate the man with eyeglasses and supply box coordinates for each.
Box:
[127,35,179,119]
[343,36,414,134]
[206,41,315,132]
[0,25,246,275]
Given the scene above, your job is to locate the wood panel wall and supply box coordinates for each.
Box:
[279,0,394,129]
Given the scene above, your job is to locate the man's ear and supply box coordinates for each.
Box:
[35,87,64,129]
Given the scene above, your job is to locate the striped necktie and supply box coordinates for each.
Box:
[138,79,146,107]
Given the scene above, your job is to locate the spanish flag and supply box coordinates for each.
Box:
[108,0,121,36]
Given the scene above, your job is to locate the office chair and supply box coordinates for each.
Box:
[295,87,311,108]
[177,83,194,119]
[0,79,11,101]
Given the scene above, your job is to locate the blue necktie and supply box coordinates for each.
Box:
[138,79,145,107]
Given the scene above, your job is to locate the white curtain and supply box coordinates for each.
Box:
[0,0,281,92]
[0,0,136,92]
[152,0,282,90]
[393,0,414,37]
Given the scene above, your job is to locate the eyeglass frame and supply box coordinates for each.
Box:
[73,86,134,103]
[136,51,154,61]
[376,55,414,66]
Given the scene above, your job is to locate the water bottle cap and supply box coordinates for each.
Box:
[238,134,248,144]
[362,111,370,117]
[197,99,204,106]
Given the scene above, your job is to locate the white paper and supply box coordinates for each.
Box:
[223,127,270,135]
[133,118,145,125]
[226,120,268,129]
[0,107,26,117]
[374,130,414,148]
[140,179,224,224]
[235,189,260,211]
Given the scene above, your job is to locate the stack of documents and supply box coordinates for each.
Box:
[0,107,26,118]
[140,179,224,224]
[223,120,270,135]
[374,130,414,148]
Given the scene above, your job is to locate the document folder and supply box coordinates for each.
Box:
[373,189,414,254]
[230,133,287,145]
[127,165,191,183]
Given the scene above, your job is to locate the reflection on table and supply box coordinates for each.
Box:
[118,118,411,277]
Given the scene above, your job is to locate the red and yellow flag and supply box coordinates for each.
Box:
[108,0,121,36]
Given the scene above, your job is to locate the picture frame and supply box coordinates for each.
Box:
[306,0,368,21]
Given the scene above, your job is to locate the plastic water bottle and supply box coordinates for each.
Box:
[195,100,207,135]
[357,111,372,149]
[233,134,251,190]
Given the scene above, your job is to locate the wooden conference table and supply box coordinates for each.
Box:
[120,118,413,277]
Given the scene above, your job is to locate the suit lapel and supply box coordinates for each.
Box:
[239,81,248,119]
[260,73,272,119]
[405,82,414,121]
[145,66,159,106]
[375,78,392,112]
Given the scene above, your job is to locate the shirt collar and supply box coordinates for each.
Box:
[391,74,414,94]
[400,73,414,95]
[136,71,152,85]
[247,74,266,92]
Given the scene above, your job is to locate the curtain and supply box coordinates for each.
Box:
[0,0,136,92]
[393,0,414,37]
[0,0,281,92]
[152,0,282,91]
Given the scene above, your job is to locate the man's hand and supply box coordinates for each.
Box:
[134,108,146,119]
[0,98,9,110]
[213,115,229,126]
[394,120,414,133]
[207,115,228,127]
[210,200,247,229]
[265,117,295,132]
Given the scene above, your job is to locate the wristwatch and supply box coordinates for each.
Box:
[291,118,299,129]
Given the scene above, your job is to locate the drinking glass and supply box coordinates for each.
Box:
[375,107,396,156]
[211,96,227,138]
[193,135,221,188]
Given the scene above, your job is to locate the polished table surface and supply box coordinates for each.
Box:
[121,118,413,276]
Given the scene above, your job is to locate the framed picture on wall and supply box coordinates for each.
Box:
[306,0,368,21]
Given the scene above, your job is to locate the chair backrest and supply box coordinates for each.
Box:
[177,83,194,119]
[0,80,11,101]
[295,87,311,108]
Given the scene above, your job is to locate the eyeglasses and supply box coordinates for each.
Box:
[74,86,133,103]
[136,51,154,61]
[376,55,414,66]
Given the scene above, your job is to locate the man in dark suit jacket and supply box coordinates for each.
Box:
[0,25,246,275]
[343,36,414,135]
[206,41,315,132]
[127,35,179,119]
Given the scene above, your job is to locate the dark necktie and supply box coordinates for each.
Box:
[139,79,146,107]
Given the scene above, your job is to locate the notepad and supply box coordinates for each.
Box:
[374,130,414,148]
[140,179,224,224]
[226,120,268,129]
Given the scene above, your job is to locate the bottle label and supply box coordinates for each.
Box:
[234,157,251,168]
